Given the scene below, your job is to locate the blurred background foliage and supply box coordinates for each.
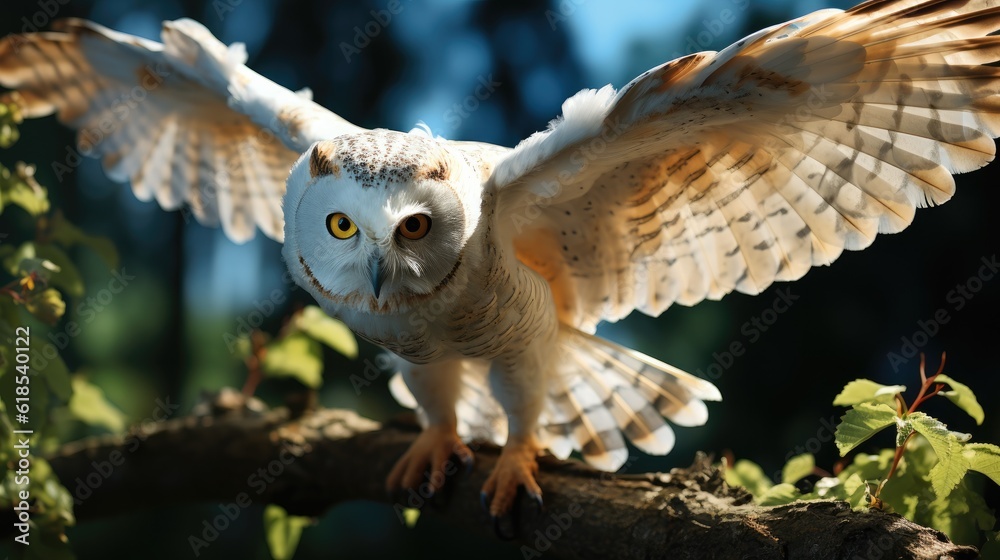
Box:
[0,0,998,558]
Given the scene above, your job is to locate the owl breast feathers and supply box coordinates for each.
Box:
[2,0,999,510]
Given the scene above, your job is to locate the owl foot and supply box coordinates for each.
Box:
[480,439,542,519]
[385,424,474,498]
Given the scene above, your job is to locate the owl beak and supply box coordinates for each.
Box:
[370,253,387,299]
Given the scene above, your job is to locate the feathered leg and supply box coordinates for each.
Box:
[385,358,474,495]
[480,341,552,517]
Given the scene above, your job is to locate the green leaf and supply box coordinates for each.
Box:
[24,288,66,325]
[757,483,801,506]
[294,306,358,359]
[835,403,898,456]
[806,476,845,500]
[781,453,814,485]
[841,473,868,509]
[929,450,971,499]
[33,458,75,528]
[909,412,971,499]
[934,374,984,426]
[263,505,311,560]
[67,376,126,432]
[48,213,119,269]
[34,244,85,297]
[1,241,32,275]
[0,298,21,337]
[0,162,49,217]
[908,413,968,461]
[723,459,772,498]
[900,494,920,519]
[36,351,73,402]
[895,418,915,448]
[262,333,323,388]
[833,379,905,407]
[0,99,23,149]
[2,242,61,281]
[402,507,420,528]
[964,443,1000,487]
[925,478,996,545]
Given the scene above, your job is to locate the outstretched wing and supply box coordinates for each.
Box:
[0,18,363,242]
[492,0,1000,332]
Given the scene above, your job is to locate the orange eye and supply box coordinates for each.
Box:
[398,214,432,240]
[327,213,358,239]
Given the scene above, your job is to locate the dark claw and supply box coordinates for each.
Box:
[492,514,516,541]
[480,491,491,514]
[527,490,544,512]
[461,454,475,475]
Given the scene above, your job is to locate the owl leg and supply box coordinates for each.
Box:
[480,350,548,518]
[385,359,474,496]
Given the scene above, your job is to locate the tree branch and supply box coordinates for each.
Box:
[22,398,980,560]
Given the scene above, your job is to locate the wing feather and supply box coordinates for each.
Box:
[492,0,1000,331]
[0,18,363,243]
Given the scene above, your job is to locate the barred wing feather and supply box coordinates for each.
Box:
[493,0,1000,332]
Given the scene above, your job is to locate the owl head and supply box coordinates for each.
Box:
[282,129,480,313]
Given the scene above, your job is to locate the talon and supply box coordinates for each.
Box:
[481,438,542,517]
[480,491,491,514]
[528,490,544,511]
[461,453,475,475]
[385,425,473,499]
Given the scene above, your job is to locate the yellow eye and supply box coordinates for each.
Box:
[398,214,432,240]
[327,213,358,239]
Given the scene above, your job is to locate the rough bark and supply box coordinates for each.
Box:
[18,396,981,560]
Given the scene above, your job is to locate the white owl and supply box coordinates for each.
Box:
[3,0,999,518]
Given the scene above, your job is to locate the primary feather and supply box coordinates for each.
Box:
[0,18,361,242]
[494,0,1000,332]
